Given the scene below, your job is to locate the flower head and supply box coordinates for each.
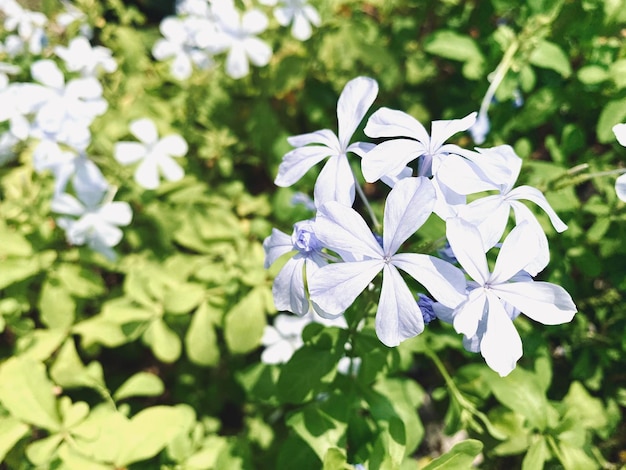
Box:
[114,118,188,190]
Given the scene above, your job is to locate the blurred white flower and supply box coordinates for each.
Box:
[37,148,108,198]
[0,61,19,89]
[114,118,188,189]
[212,6,272,79]
[56,0,92,38]
[261,0,321,41]
[54,37,117,77]
[0,0,47,54]
[152,16,215,80]
[52,186,132,260]
[614,123,626,202]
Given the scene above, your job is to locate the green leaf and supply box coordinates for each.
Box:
[597,98,626,143]
[39,280,76,329]
[0,416,29,462]
[114,372,164,401]
[487,368,551,431]
[143,318,182,363]
[609,59,626,89]
[17,328,67,361]
[561,381,608,431]
[115,406,196,467]
[555,441,599,470]
[163,282,205,314]
[0,224,32,257]
[49,339,106,390]
[0,252,55,289]
[56,264,105,298]
[287,402,348,461]
[577,65,609,85]
[25,434,63,466]
[322,447,351,470]
[421,439,483,470]
[185,435,229,469]
[224,287,267,354]
[185,301,220,366]
[0,357,61,431]
[529,40,572,77]
[423,30,485,79]
[522,436,549,470]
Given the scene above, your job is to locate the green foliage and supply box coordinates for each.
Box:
[0,0,625,468]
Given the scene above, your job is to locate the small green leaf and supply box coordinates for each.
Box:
[56,264,105,298]
[17,328,67,361]
[163,282,205,314]
[522,436,549,470]
[185,301,220,366]
[224,288,267,354]
[597,98,626,143]
[421,439,483,469]
[143,318,182,363]
[577,65,609,85]
[0,416,30,462]
[39,280,76,329]
[25,434,63,466]
[529,40,572,77]
[424,30,485,79]
[114,372,165,401]
[50,339,106,391]
[609,59,626,89]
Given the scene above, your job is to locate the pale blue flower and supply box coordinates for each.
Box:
[54,36,117,77]
[457,145,567,276]
[275,76,379,207]
[260,0,321,41]
[443,218,576,376]
[614,123,626,202]
[52,187,132,260]
[263,219,329,316]
[469,108,490,145]
[114,118,188,190]
[308,177,466,347]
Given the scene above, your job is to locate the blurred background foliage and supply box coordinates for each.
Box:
[1,0,626,468]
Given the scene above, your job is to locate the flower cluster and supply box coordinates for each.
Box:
[153,0,320,80]
[265,76,577,376]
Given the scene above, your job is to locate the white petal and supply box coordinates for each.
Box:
[152,38,179,60]
[436,153,500,195]
[445,218,489,285]
[156,134,188,156]
[158,155,185,182]
[304,5,321,26]
[383,177,435,255]
[361,139,425,183]
[458,195,510,250]
[509,202,550,276]
[160,16,187,44]
[490,221,541,284]
[429,112,476,150]
[51,193,85,216]
[616,173,626,202]
[480,293,522,377]
[170,53,193,80]
[336,76,378,150]
[114,142,147,164]
[274,144,332,187]
[315,201,383,260]
[291,13,313,41]
[392,253,467,308]
[364,107,430,142]
[130,118,158,144]
[613,123,626,146]
[98,202,133,226]
[263,228,293,268]
[375,264,424,346]
[313,154,355,206]
[261,341,295,364]
[134,157,160,189]
[225,44,249,79]
[491,281,577,325]
[507,185,567,233]
[272,256,309,315]
[92,220,123,247]
[308,259,383,316]
[472,145,522,192]
[452,288,486,338]
[31,59,64,89]
[242,9,268,35]
[243,37,272,67]
[287,129,340,148]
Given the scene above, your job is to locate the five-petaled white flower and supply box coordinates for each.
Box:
[275,76,379,207]
[54,36,117,77]
[52,187,133,260]
[211,6,272,79]
[442,218,576,377]
[308,177,466,346]
[260,0,321,41]
[114,118,188,190]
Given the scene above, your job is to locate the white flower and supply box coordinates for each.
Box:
[613,123,626,202]
[0,61,19,89]
[153,16,215,80]
[54,37,117,77]
[37,148,108,198]
[444,218,576,376]
[275,76,379,207]
[212,6,272,79]
[55,0,92,38]
[262,0,321,41]
[457,145,567,276]
[114,118,188,190]
[1,0,47,54]
[52,187,132,259]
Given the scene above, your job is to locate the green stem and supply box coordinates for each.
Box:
[478,37,520,118]
[354,173,381,232]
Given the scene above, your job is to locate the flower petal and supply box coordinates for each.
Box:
[364,107,430,142]
[507,185,567,232]
[491,281,577,325]
[275,144,333,187]
[361,138,425,183]
[263,228,293,268]
[114,142,147,164]
[429,112,476,150]
[446,217,489,285]
[31,59,64,89]
[336,76,378,150]
[243,37,272,67]
[480,293,522,377]
[457,195,510,251]
[375,264,424,346]
[158,155,185,182]
[315,201,383,260]
[383,176,435,255]
[509,202,550,276]
[134,157,160,189]
[436,153,500,195]
[308,259,383,316]
[613,123,626,146]
[313,154,355,206]
[392,253,467,309]
[130,118,158,144]
[287,129,339,148]
[490,221,541,284]
[616,173,626,202]
[225,44,249,79]
[272,256,309,315]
